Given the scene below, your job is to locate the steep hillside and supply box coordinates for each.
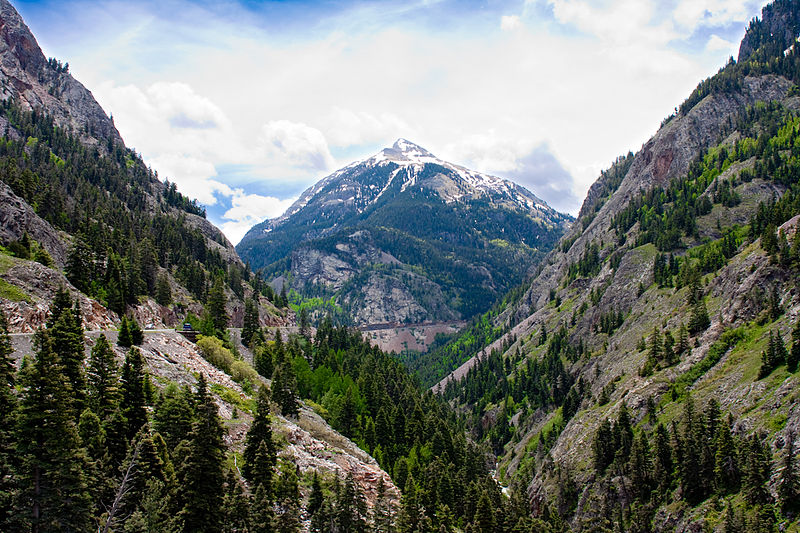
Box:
[238,139,572,334]
[435,2,800,531]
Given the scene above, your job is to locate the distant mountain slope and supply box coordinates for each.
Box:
[238,139,572,330]
[431,1,800,530]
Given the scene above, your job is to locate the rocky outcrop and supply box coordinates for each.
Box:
[0,0,122,148]
[0,255,117,331]
[0,180,67,266]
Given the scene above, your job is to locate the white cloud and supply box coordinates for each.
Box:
[501,15,522,31]
[321,108,413,147]
[220,191,297,245]
[259,120,336,171]
[706,34,736,53]
[673,0,766,32]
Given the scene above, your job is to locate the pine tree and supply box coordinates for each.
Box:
[118,316,133,348]
[222,470,251,533]
[271,356,299,419]
[308,471,323,518]
[155,272,172,307]
[397,475,430,532]
[714,418,740,495]
[128,317,144,345]
[373,476,395,532]
[243,386,276,492]
[0,311,16,528]
[65,237,93,294]
[49,298,86,414]
[241,297,260,347]
[176,374,226,532]
[473,490,496,533]
[788,318,800,373]
[15,329,93,533]
[743,433,772,506]
[253,342,273,379]
[206,278,229,336]
[153,383,195,450]
[273,460,301,533]
[299,307,310,339]
[251,483,274,533]
[779,432,799,516]
[652,423,673,498]
[87,334,121,421]
[121,347,149,441]
[336,472,367,533]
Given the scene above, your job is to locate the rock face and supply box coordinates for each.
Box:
[0,0,122,147]
[0,180,67,266]
[239,139,572,330]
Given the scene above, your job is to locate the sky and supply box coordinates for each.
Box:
[14,0,771,244]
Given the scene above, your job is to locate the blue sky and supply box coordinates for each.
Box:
[14,0,769,243]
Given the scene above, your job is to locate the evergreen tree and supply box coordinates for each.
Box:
[49,299,86,414]
[206,278,229,336]
[243,386,277,492]
[299,307,310,339]
[87,334,121,421]
[652,423,673,497]
[65,237,94,294]
[176,374,226,532]
[714,417,740,495]
[397,475,430,532]
[128,317,144,346]
[308,471,323,518]
[273,460,301,533]
[222,470,250,533]
[241,297,260,348]
[0,311,16,528]
[373,476,395,532]
[336,472,367,533]
[788,318,800,373]
[253,343,273,380]
[250,483,274,533]
[271,356,299,419]
[744,433,772,506]
[676,323,689,357]
[14,329,92,533]
[118,316,133,348]
[121,347,149,441]
[152,383,195,450]
[155,273,172,307]
[473,490,496,533]
[779,432,799,516]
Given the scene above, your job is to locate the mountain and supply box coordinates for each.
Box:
[0,3,511,532]
[238,139,572,337]
[428,1,800,530]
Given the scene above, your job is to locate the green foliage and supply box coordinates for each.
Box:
[196,335,234,373]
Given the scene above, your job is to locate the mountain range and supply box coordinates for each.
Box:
[1,0,800,531]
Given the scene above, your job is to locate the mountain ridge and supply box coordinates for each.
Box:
[238,138,572,339]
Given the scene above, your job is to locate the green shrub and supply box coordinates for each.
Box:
[196,335,234,373]
[231,359,258,384]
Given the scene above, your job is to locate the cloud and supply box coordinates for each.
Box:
[220,190,297,245]
[321,108,413,147]
[444,135,581,214]
[501,15,522,31]
[259,120,336,171]
[673,0,765,32]
[706,34,736,53]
